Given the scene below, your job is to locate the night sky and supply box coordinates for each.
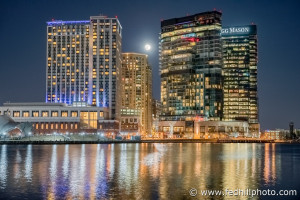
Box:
[0,0,299,130]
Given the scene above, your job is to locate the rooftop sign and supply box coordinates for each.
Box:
[221,25,256,36]
[47,20,90,26]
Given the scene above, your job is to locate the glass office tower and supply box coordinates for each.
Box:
[222,25,258,123]
[160,11,223,122]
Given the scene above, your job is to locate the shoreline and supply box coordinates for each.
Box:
[0,139,298,145]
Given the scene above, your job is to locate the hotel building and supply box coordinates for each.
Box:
[46,15,122,120]
[160,11,223,132]
[121,53,152,135]
[221,25,258,124]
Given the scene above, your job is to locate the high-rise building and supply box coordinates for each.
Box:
[221,25,258,123]
[160,11,223,123]
[121,53,152,135]
[46,20,90,105]
[46,15,122,120]
[89,16,122,120]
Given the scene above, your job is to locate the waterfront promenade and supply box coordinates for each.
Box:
[0,138,296,145]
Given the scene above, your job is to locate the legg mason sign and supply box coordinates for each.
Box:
[221,25,256,36]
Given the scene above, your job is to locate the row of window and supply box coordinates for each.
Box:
[1,111,103,118]
[35,123,78,130]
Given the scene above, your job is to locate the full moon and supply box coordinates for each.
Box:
[145,44,151,51]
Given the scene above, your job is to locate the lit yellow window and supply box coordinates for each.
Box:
[33,111,39,117]
[71,111,78,117]
[22,111,29,117]
[52,111,58,117]
[42,111,49,117]
[61,111,68,117]
[13,111,20,117]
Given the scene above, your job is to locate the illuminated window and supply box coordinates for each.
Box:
[33,111,39,117]
[13,111,20,117]
[80,111,97,129]
[71,111,78,117]
[52,111,58,117]
[61,111,68,117]
[42,111,49,117]
[22,111,29,117]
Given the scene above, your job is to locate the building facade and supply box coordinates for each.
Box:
[222,25,258,123]
[158,120,251,139]
[120,108,140,136]
[152,99,161,134]
[0,102,119,135]
[160,11,223,124]
[121,53,152,135]
[46,15,122,120]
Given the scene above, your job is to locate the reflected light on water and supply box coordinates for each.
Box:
[63,144,69,179]
[14,149,21,181]
[264,143,277,185]
[0,145,7,189]
[24,145,32,182]
[0,143,298,199]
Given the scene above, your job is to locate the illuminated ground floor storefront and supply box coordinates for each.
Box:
[157,120,260,139]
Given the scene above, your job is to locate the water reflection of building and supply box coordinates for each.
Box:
[263,143,280,185]
[221,144,260,199]
[0,143,285,199]
[0,145,7,188]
